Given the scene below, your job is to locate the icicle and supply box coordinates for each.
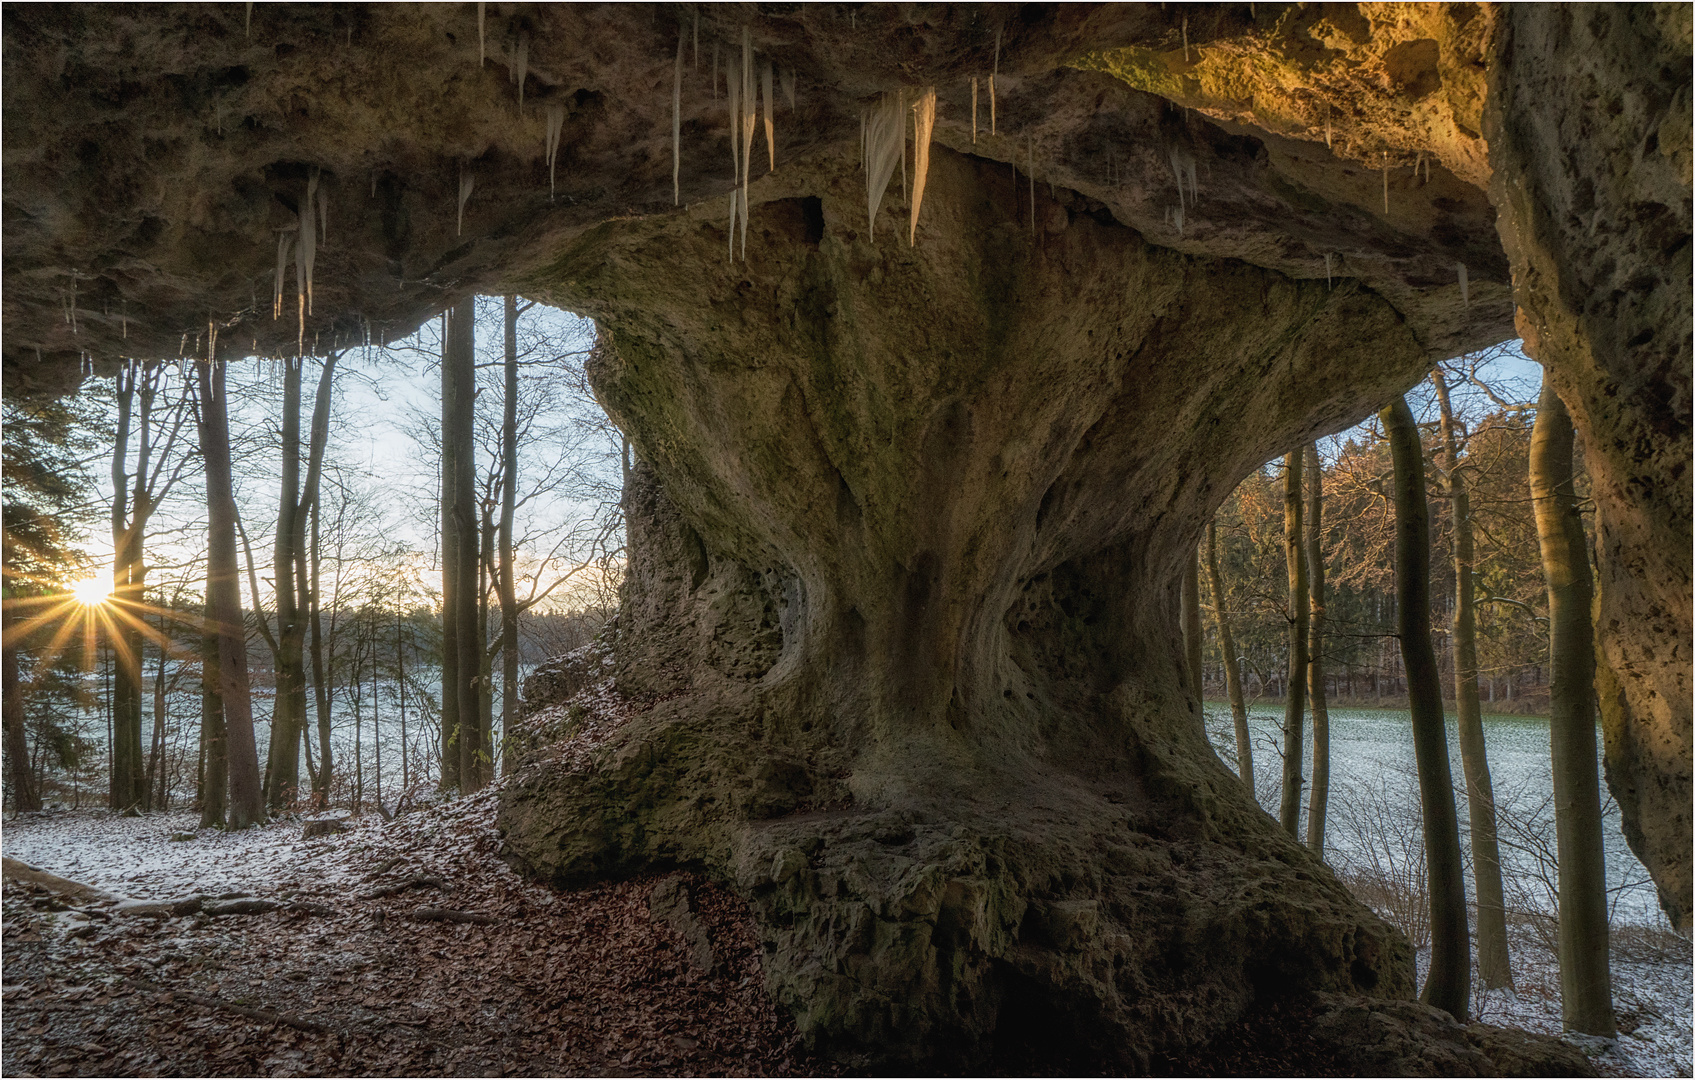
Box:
[1169,148,1197,208]
[318,186,328,246]
[673,25,685,205]
[1324,104,1332,150]
[274,231,293,319]
[180,334,188,356]
[991,28,1000,135]
[545,105,567,199]
[1414,151,1425,184]
[863,92,905,239]
[971,77,979,144]
[728,189,738,262]
[909,88,935,246]
[1173,205,1184,234]
[122,302,128,340]
[458,168,475,236]
[761,60,775,173]
[727,48,742,183]
[1457,262,1469,306]
[1324,252,1333,288]
[712,42,719,101]
[299,171,318,316]
[478,1,486,66]
[900,88,908,200]
[781,66,796,110]
[739,31,755,227]
[1182,16,1190,63]
[245,1,252,39]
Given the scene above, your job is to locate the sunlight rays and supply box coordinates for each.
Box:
[2,584,211,679]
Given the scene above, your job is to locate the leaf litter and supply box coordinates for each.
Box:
[2,784,824,1077]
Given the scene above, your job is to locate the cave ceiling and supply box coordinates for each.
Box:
[3,2,1513,395]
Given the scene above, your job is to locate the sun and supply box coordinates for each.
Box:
[70,572,113,606]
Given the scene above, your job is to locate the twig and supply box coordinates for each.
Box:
[132,977,337,1035]
[412,907,498,925]
[359,876,445,900]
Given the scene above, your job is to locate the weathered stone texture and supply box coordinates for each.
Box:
[1485,3,1693,931]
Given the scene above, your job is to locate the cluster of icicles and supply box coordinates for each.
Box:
[271,169,328,358]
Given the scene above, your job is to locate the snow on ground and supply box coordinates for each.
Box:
[1412,925,1693,1078]
[4,795,1691,1077]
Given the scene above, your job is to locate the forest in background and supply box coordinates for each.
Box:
[3,299,621,816]
[1,337,1569,815]
[1204,343,1560,715]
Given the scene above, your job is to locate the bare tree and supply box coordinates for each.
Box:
[1529,379,1615,1037]
[1279,451,1308,838]
[1432,365,1513,990]
[1381,394,1468,1021]
[1305,442,1330,855]
[195,359,265,829]
[1204,519,1252,790]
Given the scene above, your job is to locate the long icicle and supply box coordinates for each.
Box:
[673,23,685,205]
[274,231,292,319]
[458,168,475,236]
[516,34,529,111]
[761,60,775,173]
[546,105,566,199]
[864,92,905,239]
[971,77,978,144]
[909,88,936,246]
[740,30,755,257]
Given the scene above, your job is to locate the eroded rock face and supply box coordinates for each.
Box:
[498,150,1434,1064]
[4,0,1689,1059]
[1484,3,1692,932]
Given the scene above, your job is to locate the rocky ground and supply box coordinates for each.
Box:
[3,785,1687,1077]
[1,796,815,1078]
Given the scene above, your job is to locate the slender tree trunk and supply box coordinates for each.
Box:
[447,299,485,790]
[500,295,521,773]
[109,365,143,811]
[1181,548,1203,703]
[440,311,462,791]
[397,607,409,793]
[1205,521,1253,792]
[198,360,265,829]
[3,596,40,812]
[1433,369,1513,990]
[198,623,226,827]
[264,357,304,807]
[1305,442,1330,856]
[1278,451,1308,838]
[479,510,495,773]
[148,627,168,809]
[1530,381,1615,1037]
[309,502,331,800]
[1382,395,1469,1021]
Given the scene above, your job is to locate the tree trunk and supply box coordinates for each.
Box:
[446,298,484,790]
[264,356,304,807]
[308,497,331,801]
[197,359,265,830]
[1278,451,1308,838]
[198,623,226,827]
[500,295,521,773]
[1382,395,1469,1022]
[439,310,462,792]
[1205,520,1252,791]
[109,365,145,811]
[1304,442,1329,856]
[1530,381,1615,1037]
[1432,368,1513,991]
[3,596,40,812]
[1181,548,1203,703]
